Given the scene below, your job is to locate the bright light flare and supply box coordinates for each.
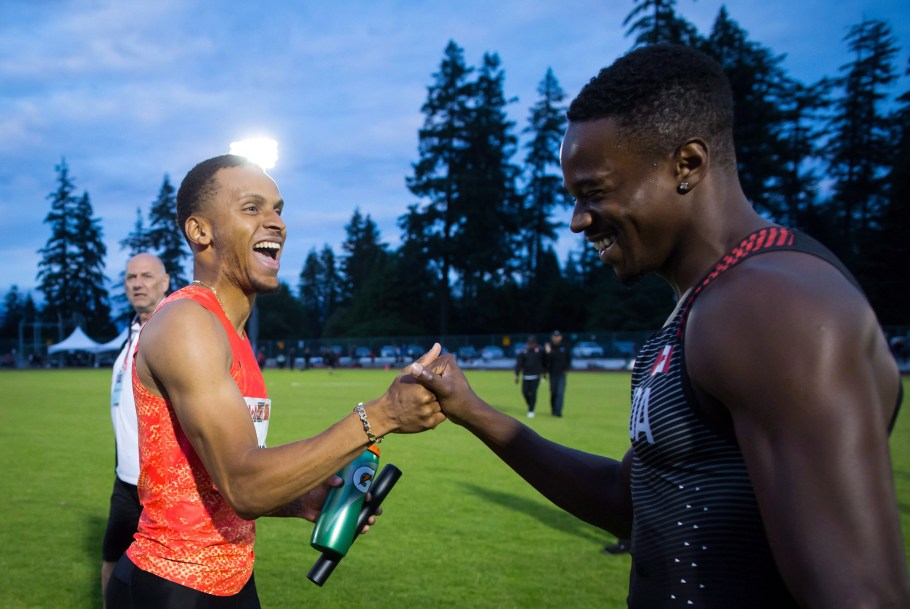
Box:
[229,137,278,170]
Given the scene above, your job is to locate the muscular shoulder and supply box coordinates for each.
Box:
[685,250,887,420]
[138,299,232,388]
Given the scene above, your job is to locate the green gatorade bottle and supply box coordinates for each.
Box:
[310,443,380,559]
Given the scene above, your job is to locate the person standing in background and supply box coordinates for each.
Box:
[101,253,170,607]
[544,331,571,417]
[515,336,545,418]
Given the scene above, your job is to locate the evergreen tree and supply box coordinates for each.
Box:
[570,241,675,332]
[329,208,420,337]
[120,207,155,255]
[147,175,190,290]
[339,208,387,301]
[866,56,910,323]
[298,245,342,337]
[404,40,475,337]
[521,68,570,290]
[396,203,439,334]
[776,78,832,233]
[0,287,40,350]
[37,159,79,327]
[825,19,899,261]
[624,0,700,47]
[456,52,521,305]
[326,252,426,338]
[71,192,114,337]
[256,282,306,340]
[319,245,341,320]
[405,43,524,334]
[0,286,23,339]
[36,159,112,336]
[700,7,793,220]
[298,248,327,338]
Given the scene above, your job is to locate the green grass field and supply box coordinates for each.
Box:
[0,368,908,608]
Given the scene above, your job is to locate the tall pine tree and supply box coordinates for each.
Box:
[147,175,189,290]
[339,208,387,301]
[624,0,701,47]
[37,160,113,337]
[865,55,910,323]
[455,51,521,309]
[71,192,113,337]
[700,7,793,220]
[37,159,78,328]
[299,245,342,337]
[776,78,832,234]
[404,40,475,337]
[521,68,570,290]
[328,209,421,337]
[120,207,155,255]
[825,19,899,262]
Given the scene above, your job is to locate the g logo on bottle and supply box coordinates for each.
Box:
[352,465,376,493]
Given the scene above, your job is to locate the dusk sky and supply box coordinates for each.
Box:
[1,0,908,307]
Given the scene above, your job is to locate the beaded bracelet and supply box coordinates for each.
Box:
[354,402,383,444]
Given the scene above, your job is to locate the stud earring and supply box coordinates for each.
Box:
[677,181,689,194]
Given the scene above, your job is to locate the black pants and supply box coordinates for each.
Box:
[106,556,261,609]
[102,477,142,562]
[521,377,540,411]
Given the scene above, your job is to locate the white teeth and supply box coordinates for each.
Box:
[254,242,281,250]
[593,237,614,253]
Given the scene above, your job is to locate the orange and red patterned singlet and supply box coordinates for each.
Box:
[127,285,271,596]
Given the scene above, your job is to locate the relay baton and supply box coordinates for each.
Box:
[307,464,403,586]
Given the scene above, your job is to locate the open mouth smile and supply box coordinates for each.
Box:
[253,240,282,268]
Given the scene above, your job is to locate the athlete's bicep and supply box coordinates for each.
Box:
[139,301,261,496]
[686,257,904,605]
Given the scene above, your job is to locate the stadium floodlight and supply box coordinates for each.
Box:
[229,137,278,170]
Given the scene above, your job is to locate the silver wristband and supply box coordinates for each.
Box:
[354,402,383,444]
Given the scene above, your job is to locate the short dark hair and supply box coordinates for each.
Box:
[567,44,735,167]
[176,154,257,244]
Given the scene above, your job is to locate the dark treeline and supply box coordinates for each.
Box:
[3,0,909,347]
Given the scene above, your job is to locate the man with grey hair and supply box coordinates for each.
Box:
[101,253,170,607]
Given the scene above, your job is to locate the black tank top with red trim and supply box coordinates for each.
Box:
[625,226,900,608]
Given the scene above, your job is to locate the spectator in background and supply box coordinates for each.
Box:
[515,336,545,418]
[101,253,169,608]
[544,330,571,417]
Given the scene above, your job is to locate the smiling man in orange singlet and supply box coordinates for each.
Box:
[105,155,446,608]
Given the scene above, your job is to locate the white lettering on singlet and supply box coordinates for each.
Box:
[244,396,271,448]
[630,386,655,444]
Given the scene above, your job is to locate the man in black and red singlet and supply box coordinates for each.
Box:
[106,154,447,608]
[410,45,910,607]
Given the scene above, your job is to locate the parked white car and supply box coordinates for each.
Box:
[480,345,505,359]
[457,345,478,360]
[572,341,604,358]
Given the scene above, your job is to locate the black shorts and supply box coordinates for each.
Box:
[102,477,142,562]
[106,556,260,609]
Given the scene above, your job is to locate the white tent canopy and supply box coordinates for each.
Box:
[47,326,103,354]
[95,327,130,353]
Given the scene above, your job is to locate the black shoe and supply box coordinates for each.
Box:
[603,539,631,555]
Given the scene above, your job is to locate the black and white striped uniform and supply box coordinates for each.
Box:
[625,227,882,608]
